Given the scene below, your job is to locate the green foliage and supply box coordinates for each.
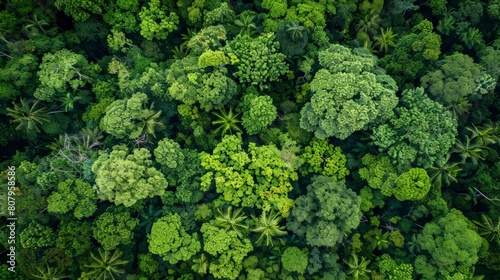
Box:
[92,207,139,250]
[154,137,185,169]
[139,0,179,40]
[212,107,243,135]
[251,209,287,246]
[473,214,500,246]
[56,220,92,257]
[200,223,254,279]
[371,87,458,168]
[165,56,237,112]
[6,98,49,134]
[200,134,298,216]
[227,33,288,89]
[421,53,495,108]
[100,92,164,139]
[47,179,96,219]
[394,168,431,201]
[417,209,483,275]
[299,138,349,180]
[214,206,249,238]
[281,247,308,274]
[359,154,398,197]
[286,176,362,247]
[81,248,128,279]
[300,44,398,139]
[55,0,105,21]
[92,144,168,207]
[275,21,308,57]
[148,213,201,264]
[20,222,55,249]
[35,49,94,101]
[240,94,277,135]
[380,20,442,86]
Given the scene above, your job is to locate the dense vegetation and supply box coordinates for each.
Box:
[1,0,500,279]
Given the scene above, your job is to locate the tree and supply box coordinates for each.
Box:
[6,98,49,134]
[299,138,349,180]
[148,213,201,264]
[226,33,288,89]
[200,134,298,217]
[138,0,179,40]
[46,179,97,219]
[81,248,128,279]
[212,107,243,136]
[420,53,495,107]
[213,206,249,238]
[417,209,483,276]
[35,49,95,101]
[380,20,441,87]
[393,168,431,201]
[358,153,399,197]
[473,214,500,246]
[281,247,308,274]
[55,220,92,257]
[275,21,308,57]
[300,44,398,139]
[374,28,398,53]
[92,144,168,207]
[426,154,462,187]
[55,0,105,21]
[371,87,458,168]
[201,223,254,279]
[154,137,185,169]
[165,56,237,112]
[239,94,277,135]
[344,253,371,280]
[286,176,362,247]
[92,206,139,250]
[19,222,55,249]
[100,92,164,139]
[251,209,287,246]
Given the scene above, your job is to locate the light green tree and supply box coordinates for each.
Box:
[92,144,168,207]
[240,94,277,135]
[281,247,308,274]
[300,44,398,139]
[138,0,179,40]
[394,168,432,201]
[46,179,97,219]
[148,213,201,264]
[92,206,139,250]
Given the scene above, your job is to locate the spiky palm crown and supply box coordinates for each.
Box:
[7,98,49,133]
[213,206,248,238]
[251,209,287,246]
[30,263,69,280]
[82,248,128,280]
[212,107,243,136]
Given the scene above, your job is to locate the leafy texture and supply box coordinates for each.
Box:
[92,144,167,207]
[300,44,398,139]
[287,176,362,247]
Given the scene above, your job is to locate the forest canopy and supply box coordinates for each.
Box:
[1,0,500,279]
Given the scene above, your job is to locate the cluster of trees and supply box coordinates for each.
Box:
[1,0,499,279]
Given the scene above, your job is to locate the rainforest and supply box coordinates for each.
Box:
[1,0,500,279]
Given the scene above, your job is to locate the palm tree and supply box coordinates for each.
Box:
[374,28,398,54]
[140,106,164,138]
[191,254,209,276]
[251,209,287,246]
[448,97,472,119]
[406,234,421,256]
[213,206,248,238]
[212,107,243,136]
[473,215,500,246]
[7,98,49,133]
[82,248,128,280]
[235,13,257,36]
[461,27,483,49]
[466,122,500,147]
[285,21,306,41]
[139,203,163,233]
[344,253,371,280]
[30,263,69,279]
[355,14,381,35]
[368,229,389,251]
[172,45,190,60]
[451,135,488,165]
[427,154,462,187]
[24,14,49,34]
[60,92,83,112]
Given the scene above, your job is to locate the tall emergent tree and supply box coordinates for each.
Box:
[300,44,398,140]
[286,175,362,247]
[92,144,168,207]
